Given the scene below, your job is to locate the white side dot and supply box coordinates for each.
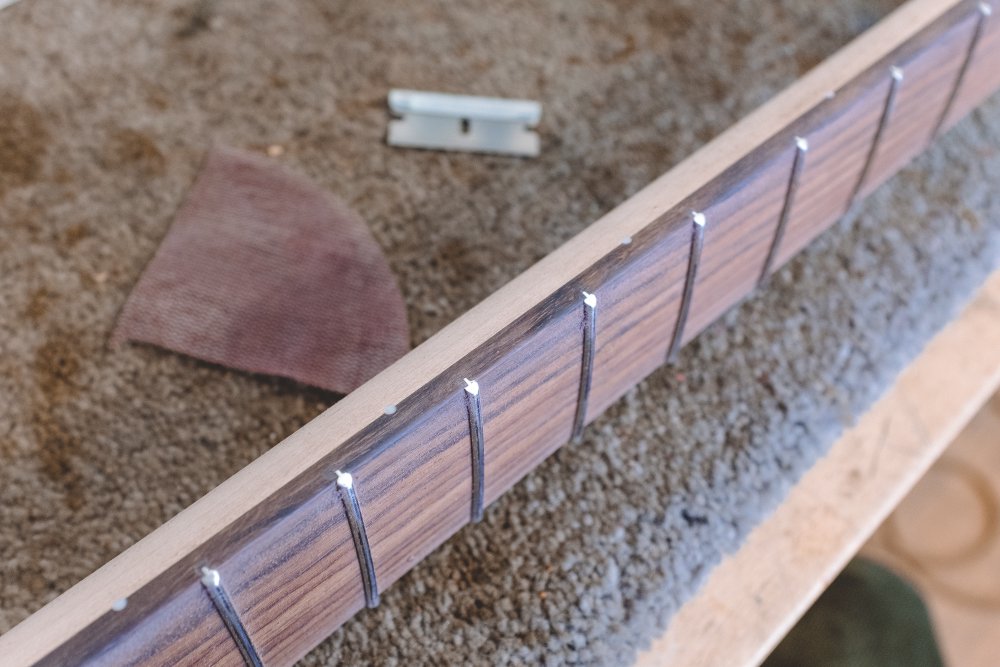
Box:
[111,598,128,612]
[384,404,397,415]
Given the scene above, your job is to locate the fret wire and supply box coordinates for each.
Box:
[463,379,486,522]
[336,471,380,608]
[666,212,706,364]
[932,1,993,139]
[199,567,264,667]
[851,65,904,204]
[571,291,598,443]
[759,136,810,284]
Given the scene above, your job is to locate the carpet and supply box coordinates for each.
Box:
[1,0,999,664]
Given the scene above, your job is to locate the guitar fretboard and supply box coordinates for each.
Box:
[7,0,1000,665]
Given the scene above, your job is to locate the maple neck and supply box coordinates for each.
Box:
[6,0,1000,665]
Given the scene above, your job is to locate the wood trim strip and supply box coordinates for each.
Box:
[3,1,997,665]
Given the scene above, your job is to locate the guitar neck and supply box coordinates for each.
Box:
[6,0,1000,664]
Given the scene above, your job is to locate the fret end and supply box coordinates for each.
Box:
[335,470,354,490]
[890,65,904,82]
[691,211,707,227]
[979,2,992,17]
[582,291,597,308]
[795,136,809,152]
[463,378,480,396]
[200,566,221,588]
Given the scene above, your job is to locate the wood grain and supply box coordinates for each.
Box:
[863,13,980,194]
[944,3,1000,127]
[635,268,1000,667]
[864,392,1000,667]
[3,0,997,664]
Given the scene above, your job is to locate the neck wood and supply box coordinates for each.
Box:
[7,0,1000,665]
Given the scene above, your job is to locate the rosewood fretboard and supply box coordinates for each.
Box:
[5,0,1000,664]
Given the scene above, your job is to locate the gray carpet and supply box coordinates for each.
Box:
[1,0,999,665]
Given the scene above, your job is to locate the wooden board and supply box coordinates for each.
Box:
[864,392,1000,667]
[4,0,1000,664]
[634,269,1000,667]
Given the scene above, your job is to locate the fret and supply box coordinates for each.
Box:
[933,2,994,137]
[667,212,707,363]
[335,472,379,609]
[860,9,983,197]
[12,2,1000,665]
[571,292,598,442]
[940,1,1000,128]
[851,67,905,206]
[760,138,810,284]
[463,378,486,523]
[199,568,263,667]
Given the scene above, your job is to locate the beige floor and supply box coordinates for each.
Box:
[864,392,1000,667]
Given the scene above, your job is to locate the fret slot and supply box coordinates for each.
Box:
[463,378,486,522]
[933,1,993,137]
[336,471,379,609]
[760,137,810,284]
[571,292,598,442]
[199,568,264,667]
[667,212,706,364]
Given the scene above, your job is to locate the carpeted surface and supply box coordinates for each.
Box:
[1,0,999,665]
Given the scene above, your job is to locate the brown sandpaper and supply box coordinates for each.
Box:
[112,146,410,394]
